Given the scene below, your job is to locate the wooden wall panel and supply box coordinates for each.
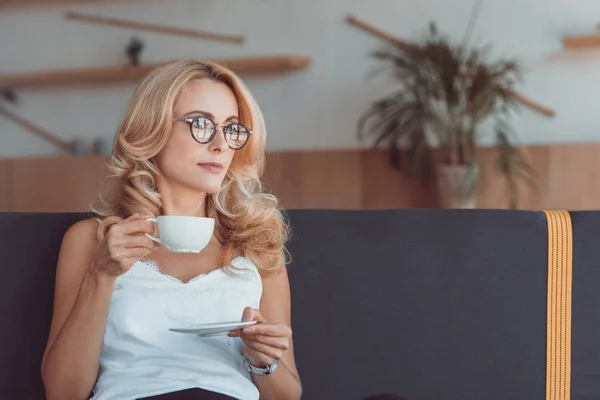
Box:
[265,151,363,209]
[360,150,438,209]
[9,155,109,212]
[295,151,362,209]
[3,144,600,212]
[263,152,304,209]
[473,146,550,210]
[0,160,9,211]
[541,144,600,210]
[477,144,600,210]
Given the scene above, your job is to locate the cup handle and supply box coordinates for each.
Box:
[145,218,162,244]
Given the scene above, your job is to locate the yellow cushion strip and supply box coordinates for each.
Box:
[543,210,573,400]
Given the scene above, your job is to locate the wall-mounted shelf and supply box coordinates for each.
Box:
[563,35,600,50]
[0,0,143,9]
[0,55,311,88]
[64,11,245,43]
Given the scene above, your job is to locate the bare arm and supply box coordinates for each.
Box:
[41,219,114,400]
[42,215,156,400]
[231,269,302,400]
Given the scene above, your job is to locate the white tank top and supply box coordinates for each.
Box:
[91,256,263,400]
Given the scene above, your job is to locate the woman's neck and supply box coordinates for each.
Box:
[158,182,208,217]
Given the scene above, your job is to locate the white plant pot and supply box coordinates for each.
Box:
[436,164,478,209]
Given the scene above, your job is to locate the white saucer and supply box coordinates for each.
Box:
[169,320,258,337]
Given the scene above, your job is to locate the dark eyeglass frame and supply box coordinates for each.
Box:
[174,116,253,150]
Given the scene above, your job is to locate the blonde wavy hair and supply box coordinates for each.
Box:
[91,59,289,276]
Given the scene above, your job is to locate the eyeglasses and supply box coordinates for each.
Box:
[174,116,252,150]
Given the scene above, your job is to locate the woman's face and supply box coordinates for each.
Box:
[156,79,238,194]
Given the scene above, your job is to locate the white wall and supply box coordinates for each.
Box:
[1,0,600,158]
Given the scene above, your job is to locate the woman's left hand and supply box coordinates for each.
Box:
[228,307,292,368]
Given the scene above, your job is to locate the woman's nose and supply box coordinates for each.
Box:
[208,125,228,153]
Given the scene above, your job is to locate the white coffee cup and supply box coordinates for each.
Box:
[145,216,215,253]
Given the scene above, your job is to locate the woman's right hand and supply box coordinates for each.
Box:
[90,214,159,279]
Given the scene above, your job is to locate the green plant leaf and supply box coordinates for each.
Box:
[357,21,536,208]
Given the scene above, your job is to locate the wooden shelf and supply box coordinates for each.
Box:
[0,56,311,88]
[563,35,600,50]
[0,0,143,10]
[65,11,245,44]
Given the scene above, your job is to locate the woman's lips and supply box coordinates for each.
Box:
[198,162,223,173]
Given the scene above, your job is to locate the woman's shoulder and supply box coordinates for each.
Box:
[53,218,102,278]
[61,218,101,247]
[67,217,101,232]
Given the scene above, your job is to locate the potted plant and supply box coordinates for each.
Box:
[357,23,537,209]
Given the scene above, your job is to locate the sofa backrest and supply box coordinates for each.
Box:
[1,210,599,400]
[0,212,86,399]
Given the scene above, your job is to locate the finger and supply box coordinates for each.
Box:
[120,235,157,250]
[243,323,291,337]
[244,349,275,369]
[244,341,283,361]
[118,219,156,236]
[243,335,289,350]
[121,247,155,259]
[121,213,149,223]
[228,330,241,337]
[111,231,158,251]
[241,307,265,323]
[122,213,141,221]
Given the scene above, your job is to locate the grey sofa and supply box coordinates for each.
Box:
[1,210,599,399]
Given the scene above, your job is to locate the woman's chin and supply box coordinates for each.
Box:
[188,181,222,195]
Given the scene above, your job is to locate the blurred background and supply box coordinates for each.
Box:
[1,0,600,212]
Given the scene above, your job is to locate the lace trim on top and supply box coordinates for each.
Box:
[139,258,227,285]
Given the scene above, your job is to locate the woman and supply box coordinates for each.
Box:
[41,59,301,400]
